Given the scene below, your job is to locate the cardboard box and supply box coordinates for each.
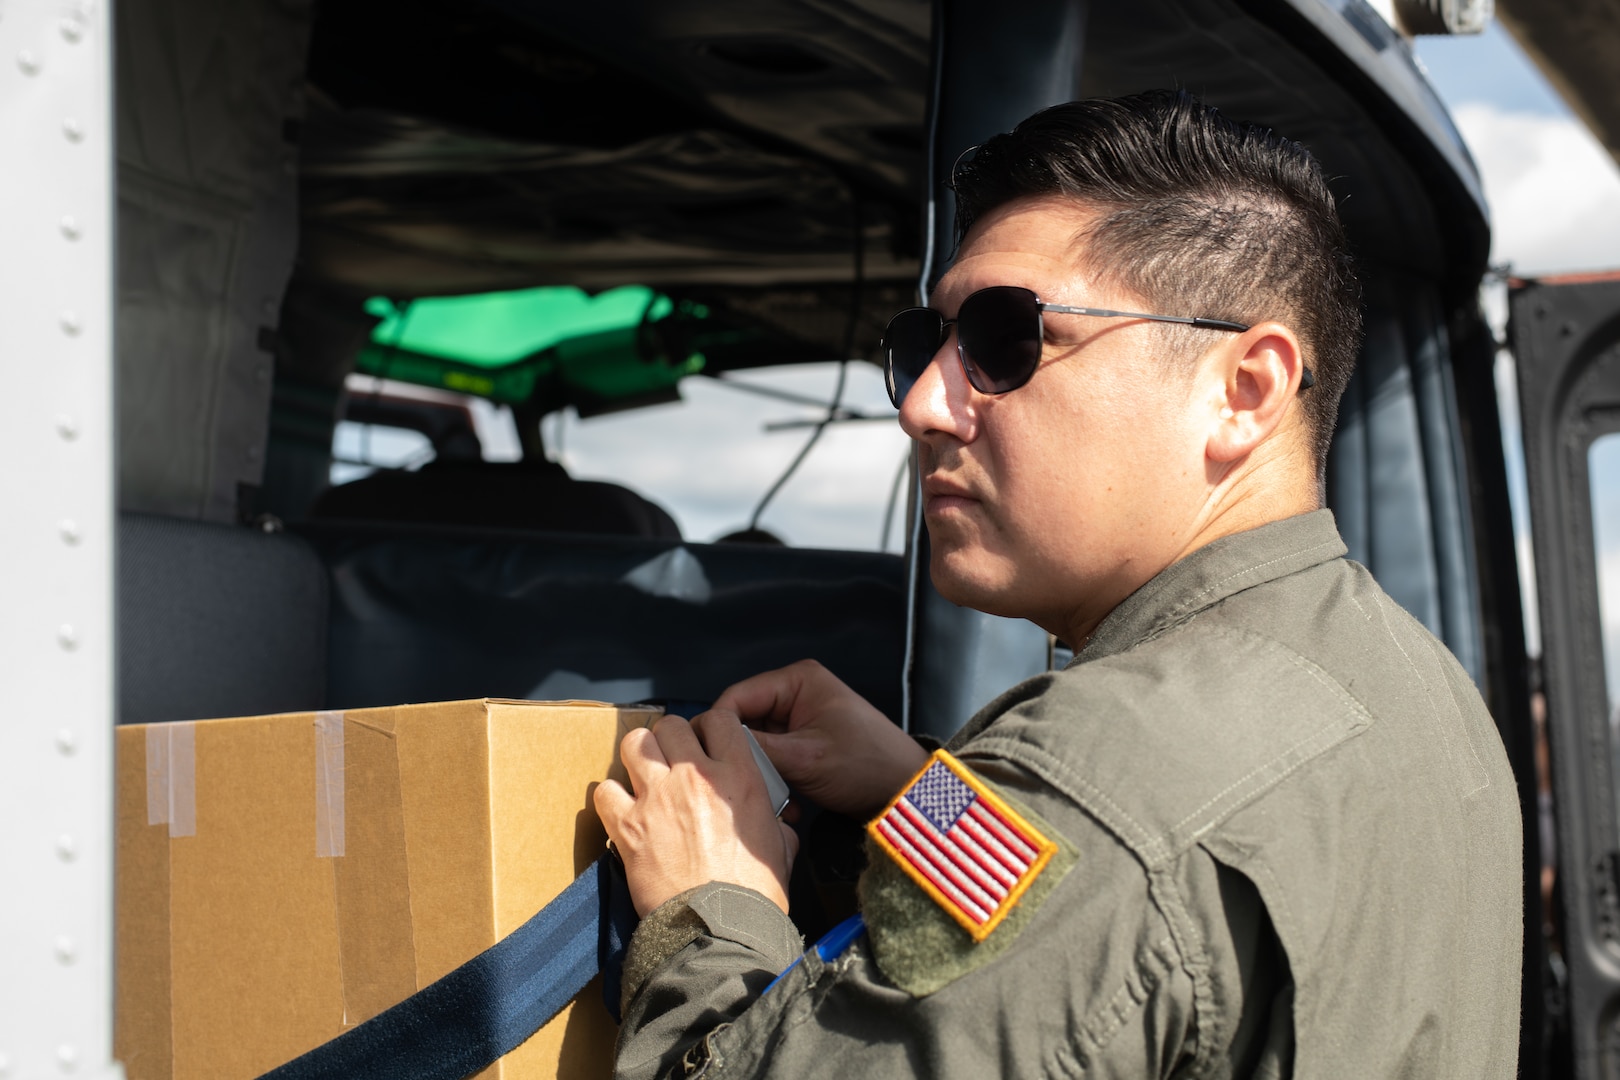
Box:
[115,699,660,1080]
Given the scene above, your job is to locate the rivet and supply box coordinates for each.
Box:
[261,299,277,320]
[57,624,79,650]
[59,519,81,545]
[62,117,84,142]
[17,50,40,76]
[54,936,77,964]
[57,834,77,862]
[60,311,82,336]
[256,366,270,383]
[56,728,77,755]
[56,1042,77,1071]
[247,445,260,462]
[55,414,79,440]
[60,17,84,43]
[60,215,81,240]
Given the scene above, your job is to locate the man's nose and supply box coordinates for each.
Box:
[898,334,976,444]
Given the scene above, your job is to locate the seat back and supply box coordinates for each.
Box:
[311,461,682,539]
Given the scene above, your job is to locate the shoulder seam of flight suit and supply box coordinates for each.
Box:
[1366,588,1494,799]
[967,627,1371,872]
[1161,624,1374,839]
[962,736,1160,860]
[1149,860,1222,1078]
[1100,540,1347,659]
[1158,538,1346,627]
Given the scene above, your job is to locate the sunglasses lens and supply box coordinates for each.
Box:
[883,308,944,407]
[958,287,1042,394]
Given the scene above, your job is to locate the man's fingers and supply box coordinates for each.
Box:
[779,821,801,866]
[618,727,670,794]
[750,727,821,785]
[649,713,708,766]
[690,708,750,763]
[711,670,795,730]
[714,660,826,732]
[593,778,635,835]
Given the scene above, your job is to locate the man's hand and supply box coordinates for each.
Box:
[594,711,798,918]
[714,660,929,821]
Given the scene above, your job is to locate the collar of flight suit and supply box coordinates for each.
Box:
[1073,508,1348,666]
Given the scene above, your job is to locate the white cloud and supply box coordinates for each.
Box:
[554,362,913,551]
[1453,103,1620,275]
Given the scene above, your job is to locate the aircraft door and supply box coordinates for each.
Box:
[1515,273,1620,1079]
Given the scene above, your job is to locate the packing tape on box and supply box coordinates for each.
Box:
[314,711,346,858]
[145,722,196,838]
[317,709,420,1026]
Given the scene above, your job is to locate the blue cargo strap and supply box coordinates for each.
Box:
[761,913,866,995]
[258,851,638,1080]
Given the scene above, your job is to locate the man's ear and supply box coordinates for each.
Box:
[1206,322,1307,464]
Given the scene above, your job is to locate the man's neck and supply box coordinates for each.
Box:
[1054,473,1321,650]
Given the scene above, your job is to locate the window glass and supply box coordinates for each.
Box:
[327,365,910,552]
[330,376,522,485]
[330,422,433,486]
[548,361,910,552]
[341,287,911,552]
[1588,433,1620,722]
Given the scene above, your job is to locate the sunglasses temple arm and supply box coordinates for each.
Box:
[1186,317,1251,332]
[1038,302,1251,332]
[1036,302,1310,383]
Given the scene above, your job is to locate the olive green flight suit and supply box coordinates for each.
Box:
[614,510,1523,1078]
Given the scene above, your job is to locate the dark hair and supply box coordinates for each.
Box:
[951,90,1362,475]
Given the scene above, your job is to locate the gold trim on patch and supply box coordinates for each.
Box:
[867,750,1058,941]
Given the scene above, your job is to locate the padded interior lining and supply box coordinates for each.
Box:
[118,513,330,724]
[301,523,908,720]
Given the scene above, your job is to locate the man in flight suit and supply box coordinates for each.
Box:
[594,91,1523,1078]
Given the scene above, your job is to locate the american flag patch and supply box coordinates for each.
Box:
[868,751,1057,941]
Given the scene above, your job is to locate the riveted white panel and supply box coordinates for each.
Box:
[0,0,122,1077]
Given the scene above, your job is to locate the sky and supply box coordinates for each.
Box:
[1411,19,1620,275]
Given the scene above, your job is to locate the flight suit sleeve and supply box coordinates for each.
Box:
[614,883,805,1080]
[612,750,1227,1080]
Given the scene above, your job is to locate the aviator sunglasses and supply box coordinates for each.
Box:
[881,285,1312,408]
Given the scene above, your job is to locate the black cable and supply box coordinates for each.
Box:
[902,0,947,734]
[710,372,872,417]
[747,360,848,531]
[747,197,865,531]
[763,414,891,432]
[916,0,945,307]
